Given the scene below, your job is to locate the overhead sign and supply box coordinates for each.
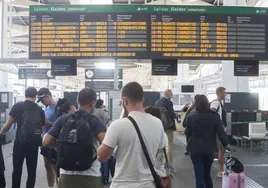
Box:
[18,68,55,79]
[234,60,259,76]
[85,69,123,80]
[151,59,177,76]
[29,5,268,60]
[85,81,123,90]
[51,59,77,76]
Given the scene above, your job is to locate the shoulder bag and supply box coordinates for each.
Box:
[127,116,163,188]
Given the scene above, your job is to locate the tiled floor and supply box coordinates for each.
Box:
[1,133,267,188]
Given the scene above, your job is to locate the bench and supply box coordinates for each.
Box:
[242,122,268,152]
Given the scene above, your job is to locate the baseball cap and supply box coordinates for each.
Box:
[37,88,51,102]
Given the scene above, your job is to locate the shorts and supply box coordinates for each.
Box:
[59,175,103,188]
[40,147,57,164]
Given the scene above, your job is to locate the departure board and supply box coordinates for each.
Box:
[29,5,268,60]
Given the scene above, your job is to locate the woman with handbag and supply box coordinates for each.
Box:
[185,95,228,188]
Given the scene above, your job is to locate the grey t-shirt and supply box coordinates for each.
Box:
[92,108,109,124]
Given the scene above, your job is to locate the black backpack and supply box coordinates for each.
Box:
[157,98,176,130]
[57,111,96,171]
[159,107,175,130]
[19,103,43,145]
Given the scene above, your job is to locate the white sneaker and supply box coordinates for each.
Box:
[217,172,223,178]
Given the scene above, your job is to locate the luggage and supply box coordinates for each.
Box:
[222,172,245,188]
[222,149,245,188]
[159,107,175,130]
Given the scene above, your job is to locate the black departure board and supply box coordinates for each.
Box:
[29,5,268,60]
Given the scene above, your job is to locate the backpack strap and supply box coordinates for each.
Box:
[127,116,163,188]
[211,99,220,113]
[163,147,169,164]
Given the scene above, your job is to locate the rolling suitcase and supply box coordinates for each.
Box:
[222,150,245,188]
[222,172,245,188]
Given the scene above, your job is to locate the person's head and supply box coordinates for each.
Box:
[144,106,161,120]
[37,88,53,106]
[95,99,104,109]
[194,95,210,112]
[216,87,226,101]
[194,94,199,101]
[25,87,38,102]
[121,82,144,113]
[56,98,76,117]
[164,89,173,99]
[77,88,96,113]
[191,94,200,105]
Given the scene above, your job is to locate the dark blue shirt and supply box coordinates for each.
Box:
[48,109,106,139]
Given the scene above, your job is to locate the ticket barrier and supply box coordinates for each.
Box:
[0,92,15,144]
[226,112,261,137]
[175,111,185,132]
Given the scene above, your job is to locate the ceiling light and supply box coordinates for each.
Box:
[95,62,115,69]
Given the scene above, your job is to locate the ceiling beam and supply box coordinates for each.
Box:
[11,24,28,33]
[12,0,43,8]
[10,11,29,17]
[10,43,28,51]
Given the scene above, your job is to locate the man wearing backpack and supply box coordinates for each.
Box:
[0,87,45,188]
[98,82,166,188]
[155,89,176,168]
[43,88,106,188]
[210,87,227,178]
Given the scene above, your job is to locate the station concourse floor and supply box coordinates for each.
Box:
[1,133,267,188]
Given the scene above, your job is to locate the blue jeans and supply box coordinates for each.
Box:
[190,154,214,188]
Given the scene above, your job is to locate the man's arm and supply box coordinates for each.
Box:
[0,116,15,135]
[42,116,65,148]
[97,122,118,163]
[215,115,228,148]
[43,134,56,149]
[45,120,53,126]
[0,104,19,135]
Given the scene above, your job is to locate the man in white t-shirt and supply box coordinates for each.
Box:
[98,82,166,188]
[210,86,227,178]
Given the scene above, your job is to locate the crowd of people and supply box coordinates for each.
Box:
[0,82,229,188]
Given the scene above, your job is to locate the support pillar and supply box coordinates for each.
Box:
[222,61,249,92]
[114,60,119,90]
[222,0,248,92]
[0,71,8,91]
[176,63,190,83]
[0,0,3,58]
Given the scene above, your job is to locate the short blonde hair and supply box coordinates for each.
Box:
[216,87,226,95]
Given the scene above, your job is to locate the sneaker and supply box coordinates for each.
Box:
[217,172,223,178]
[184,151,189,155]
[169,165,177,173]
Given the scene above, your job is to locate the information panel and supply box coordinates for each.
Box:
[234,60,259,76]
[29,5,268,60]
